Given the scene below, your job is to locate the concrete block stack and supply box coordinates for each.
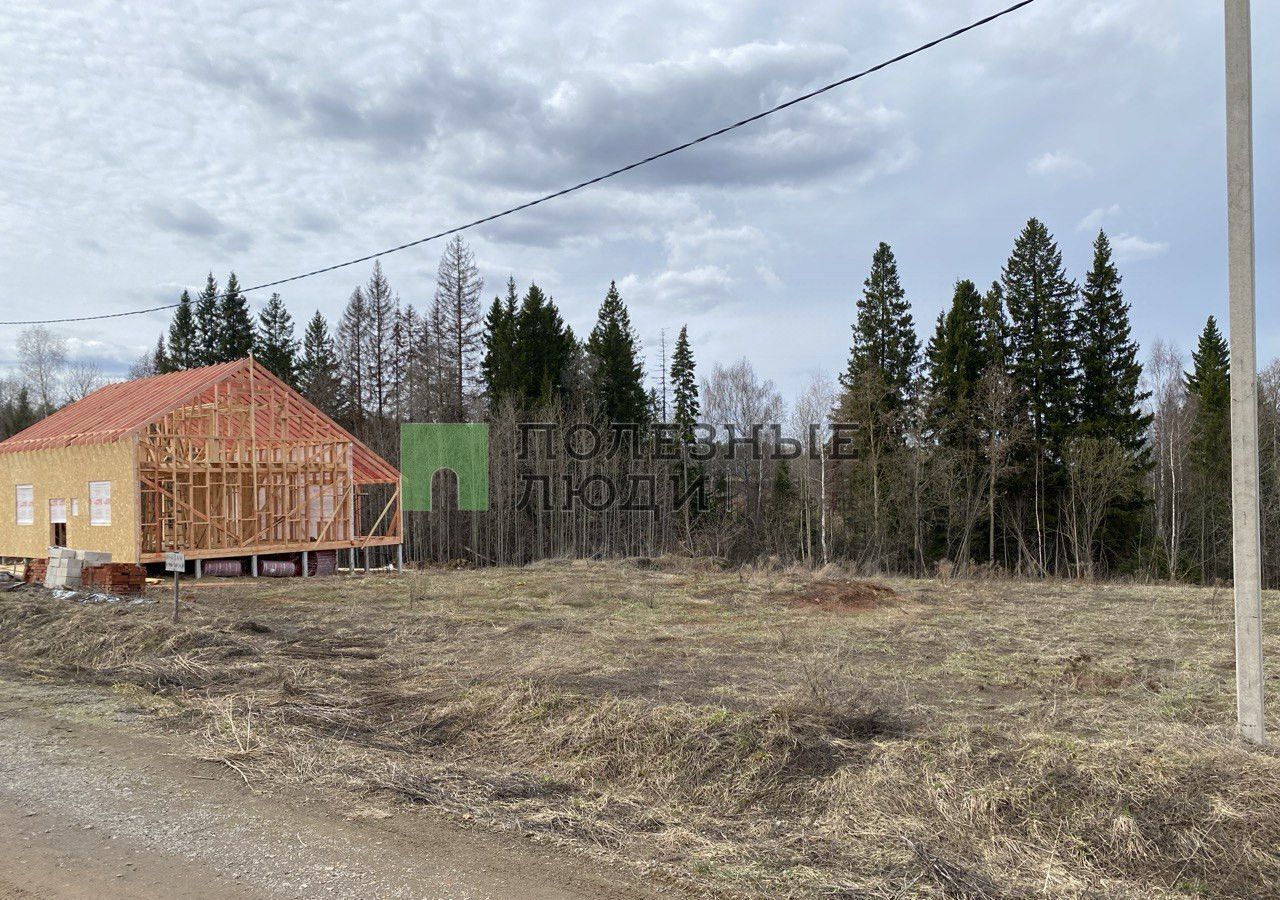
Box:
[44,547,84,589]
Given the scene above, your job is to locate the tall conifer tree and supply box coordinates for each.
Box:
[432,236,484,422]
[167,290,197,371]
[585,281,648,424]
[925,279,987,447]
[480,277,520,406]
[193,273,220,366]
[152,334,170,375]
[217,272,255,362]
[297,311,343,418]
[1186,316,1231,579]
[255,292,298,385]
[1001,217,1077,571]
[337,287,369,428]
[361,262,398,420]
[1075,230,1152,569]
[670,325,699,441]
[1002,218,1078,458]
[1076,231,1150,452]
[840,241,920,416]
[512,283,576,406]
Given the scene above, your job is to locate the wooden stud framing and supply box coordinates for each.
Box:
[135,362,401,563]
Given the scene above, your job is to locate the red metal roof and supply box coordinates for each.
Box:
[0,358,399,484]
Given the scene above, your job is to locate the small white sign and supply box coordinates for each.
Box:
[164,551,185,573]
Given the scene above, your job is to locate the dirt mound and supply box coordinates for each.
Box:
[782,579,900,612]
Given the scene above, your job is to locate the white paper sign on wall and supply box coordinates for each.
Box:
[89,481,111,526]
[15,485,33,525]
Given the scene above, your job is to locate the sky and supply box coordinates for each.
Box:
[0,0,1276,403]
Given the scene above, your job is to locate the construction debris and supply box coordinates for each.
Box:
[24,549,145,596]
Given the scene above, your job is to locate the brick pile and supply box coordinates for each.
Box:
[23,558,47,584]
[82,563,147,596]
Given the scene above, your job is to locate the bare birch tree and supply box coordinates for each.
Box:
[18,325,66,414]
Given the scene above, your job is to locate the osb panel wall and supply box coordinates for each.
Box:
[0,440,136,560]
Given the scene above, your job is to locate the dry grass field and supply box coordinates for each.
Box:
[1,560,1279,899]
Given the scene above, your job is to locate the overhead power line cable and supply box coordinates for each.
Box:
[1,0,1037,326]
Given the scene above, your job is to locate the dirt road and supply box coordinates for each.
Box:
[0,677,661,900]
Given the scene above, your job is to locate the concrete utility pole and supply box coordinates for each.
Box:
[1225,0,1265,744]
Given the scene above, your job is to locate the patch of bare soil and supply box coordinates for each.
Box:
[778,578,900,612]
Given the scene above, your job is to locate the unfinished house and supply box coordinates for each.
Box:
[0,357,401,575]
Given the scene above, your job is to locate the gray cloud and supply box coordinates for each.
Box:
[144,200,252,253]
[0,0,1269,391]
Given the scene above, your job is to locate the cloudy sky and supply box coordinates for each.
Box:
[0,0,1275,400]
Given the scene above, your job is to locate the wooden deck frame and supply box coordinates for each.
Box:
[135,359,400,563]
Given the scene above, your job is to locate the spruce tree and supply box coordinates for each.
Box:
[167,289,198,370]
[337,287,368,428]
[1002,218,1078,458]
[3,386,36,438]
[840,241,920,415]
[152,334,170,375]
[670,324,699,441]
[512,283,575,406]
[979,281,1008,373]
[193,273,220,366]
[480,277,520,405]
[255,292,298,385]
[297,311,343,418]
[1076,231,1151,452]
[217,272,255,362]
[1186,316,1231,579]
[1074,231,1152,570]
[585,281,648,424]
[1001,218,1077,571]
[834,243,920,565]
[925,279,987,446]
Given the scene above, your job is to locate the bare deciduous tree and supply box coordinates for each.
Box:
[791,372,838,566]
[1063,436,1132,579]
[18,325,66,414]
[703,358,784,524]
[1146,339,1189,579]
[64,359,105,401]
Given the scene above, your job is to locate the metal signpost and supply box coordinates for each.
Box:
[165,551,185,624]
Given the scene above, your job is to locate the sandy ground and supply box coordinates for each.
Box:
[0,676,662,900]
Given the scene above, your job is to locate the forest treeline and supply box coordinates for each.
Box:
[1,222,1270,583]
